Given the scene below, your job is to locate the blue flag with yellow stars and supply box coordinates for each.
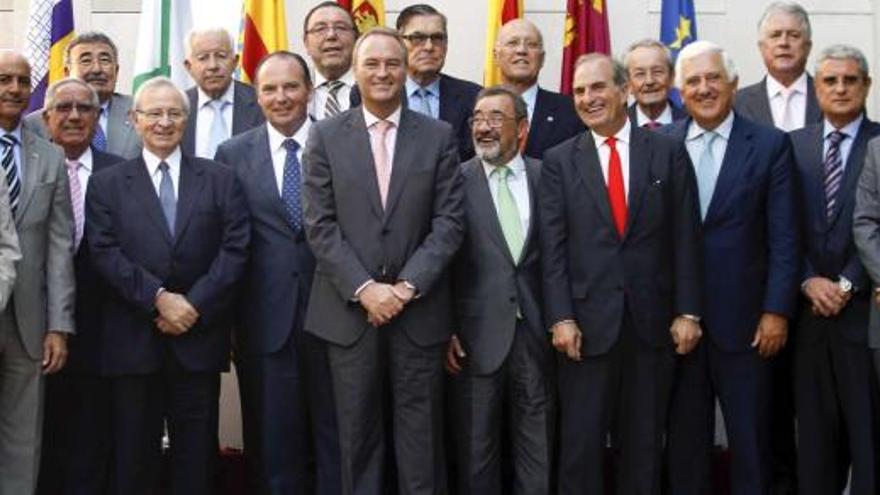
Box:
[660,0,697,62]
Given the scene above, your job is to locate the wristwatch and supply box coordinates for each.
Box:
[839,276,853,293]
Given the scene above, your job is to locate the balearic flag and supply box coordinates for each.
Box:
[337,0,385,33]
[24,0,74,113]
[483,0,523,87]
[239,0,289,84]
[132,0,194,93]
[560,0,611,95]
[660,0,697,61]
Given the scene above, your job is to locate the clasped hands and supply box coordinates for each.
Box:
[359,281,414,327]
[154,291,199,336]
[803,276,851,317]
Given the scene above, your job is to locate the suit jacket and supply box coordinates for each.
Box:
[182,80,265,157]
[302,107,464,347]
[8,129,76,359]
[24,93,142,160]
[436,74,481,161]
[66,149,126,374]
[214,125,316,356]
[792,118,880,346]
[85,153,250,375]
[851,137,880,349]
[0,161,19,313]
[453,156,544,375]
[524,88,584,160]
[539,126,703,357]
[661,115,800,351]
[626,101,688,128]
[735,75,822,128]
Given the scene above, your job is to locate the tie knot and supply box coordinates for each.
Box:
[209,99,228,112]
[0,134,17,148]
[643,121,661,130]
[283,138,300,153]
[158,161,169,172]
[604,136,617,150]
[492,165,512,181]
[66,159,80,172]
[326,80,345,94]
[828,130,847,146]
[703,131,718,146]
[373,119,392,136]
[417,87,431,98]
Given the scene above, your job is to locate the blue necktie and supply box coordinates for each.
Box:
[415,87,433,118]
[823,130,847,219]
[0,134,20,215]
[695,131,719,220]
[281,139,302,231]
[158,161,176,235]
[206,99,229,158]
[92,108,107,151]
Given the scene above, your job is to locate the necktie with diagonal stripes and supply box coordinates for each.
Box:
[824,130,847,219]
[0,134,20,215]
[324,80,345,118]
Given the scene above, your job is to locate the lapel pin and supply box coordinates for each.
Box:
[547,116,555,122]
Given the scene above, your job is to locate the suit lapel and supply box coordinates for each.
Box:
[519,158,540,263]
[346,110,383,218]
[829,119,875,228]
[174,155,205,241]
[805,76,823,124]
[750,79,775,125]
[573,133,617,234]
[465,160,515,265]
[383,110,417,221]
[182,88,198,156]
[232,81,260,135]
[126,159,173,243]
[624,128,650,239]
[705,116,753,223]
[251,127,296,236]
[801,125,828,232]
[17,131,43,223]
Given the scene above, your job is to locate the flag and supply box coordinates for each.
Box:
[132,0,194,93]
[483,0,523,87]
[238,0,288,84]
[23,0,75,113]
[660,0,697,62]
[337,0,385,33]
[560,0,612,94]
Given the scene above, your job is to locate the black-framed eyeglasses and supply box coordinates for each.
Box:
[306,23,356,37]
[402,32,447,46]
[469,114,517,129]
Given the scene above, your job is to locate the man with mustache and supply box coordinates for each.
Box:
[446,86,551,493]
[304,2,361,120]
[495,19,583,159]
[0,50,73,495]
[182,27,264,158]
[24,32,142,159]
[623,39,688,130]
[397,4,481,161]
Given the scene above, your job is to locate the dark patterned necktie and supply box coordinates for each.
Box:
[92,108,107,151]
[324,80,345,118]
[0,134,21,215]
[281,139,303,231]
[823,130,847,219]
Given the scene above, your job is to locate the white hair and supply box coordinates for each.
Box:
[674,40,738,88]
[132,76,190,114]
[758,1,811,41]
[184,27,234,58]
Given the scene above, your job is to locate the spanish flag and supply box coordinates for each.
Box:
[483,0,523,87]
[337,0,385,33]
[23,0,74,112]
[560,0,611,95]
[239,0,289,84]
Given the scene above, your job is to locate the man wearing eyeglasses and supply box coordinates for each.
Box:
[85,77,249,494]
[24,32,142,159]
[304,2,361,120]
[397,4,482,161]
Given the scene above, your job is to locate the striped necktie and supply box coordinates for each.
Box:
[824,130,847,219]
[323,80,345,118]
[0,134,21,215]
[66,159,84,248]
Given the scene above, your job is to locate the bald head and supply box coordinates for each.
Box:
[494,19,544,93]
[0,50,32,130]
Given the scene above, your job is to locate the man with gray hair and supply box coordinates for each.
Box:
[182,27,264,158]
[623,39,688,129]
[24,31,142,159]
[662,40,799,495]
[736,1,821,131]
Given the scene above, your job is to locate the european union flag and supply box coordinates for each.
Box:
[660,0,697,61]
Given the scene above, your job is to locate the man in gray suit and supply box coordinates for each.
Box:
[445,86,551,494]
[0,50,75,494]
[24,32,142,159]
[302,27,464,494]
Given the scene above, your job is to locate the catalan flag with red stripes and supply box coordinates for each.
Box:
[239,0,289,84]
[483,0,523,86]
[337,0,385,33]
[560,0,611,95]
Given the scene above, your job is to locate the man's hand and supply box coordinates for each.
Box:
[552,321,582,361]
[155,291,199,333]
[752,312,788,358]
[360,283,404,326]
[391,281,416,305]
[42,331,68,374]
[670,316,702,355]
[874,288,880,308]
[445,334,466,375]
[155,316,188,336]
[803,277,848,317]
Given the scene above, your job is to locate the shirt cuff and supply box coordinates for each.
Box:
[353,279,375,301]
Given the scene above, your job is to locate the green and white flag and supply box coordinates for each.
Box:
[132,0,194,93]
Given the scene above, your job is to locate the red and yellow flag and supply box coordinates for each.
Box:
[239,0,289,84]
[337,0,385,33]
[560,0,611,94]
[483,0,523,87]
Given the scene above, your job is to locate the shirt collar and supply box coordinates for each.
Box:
[72,147,93,172]
[143,146,182,174]
[315,68,355,89]
[482,152,526,179]
[824,114,864,141]
[266,118,312,153]
[1,122,22,142]
[766,72,808,98]
[521,83,539,107]
[687,110,735,141]
[197,81,235,109]
[406,76,441,97]
[591,117,632,147]
[363,106,402,129]
[636,102,673,126]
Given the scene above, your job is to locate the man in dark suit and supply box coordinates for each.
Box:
[663,41,800,495]
[36,77,126,495]
[396,4,481,161]
[735,2,820,131]
[302,28,463,495]
[214,51,339,495]
[24,32,142,159]
[494,19,583,159]
[304,2,361,120]
[182,27,264,158]
[794,45,880,495]
[623,39,687,129]
[445,86,551,493]
[85,77,249,495]
[540,53,702,494]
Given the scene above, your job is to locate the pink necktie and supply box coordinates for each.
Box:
[66,159,84,248]
[370,120,393,208]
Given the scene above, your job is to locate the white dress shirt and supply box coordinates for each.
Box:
[363,106,401,171]
[521,83,539,125]
[685,111,735,189]
[312,69,356,120]
[482,153,531,235]
[195,83,235,158]
[71,146,94,194]
[405,76,441,119]
[592,119,633,199]
[766,72,808,131]
[266,120,311,196]
[823,114,864,171]
[635,103,674,127]
[143,147,181,198]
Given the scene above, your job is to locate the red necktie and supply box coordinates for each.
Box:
[605,137,627,237]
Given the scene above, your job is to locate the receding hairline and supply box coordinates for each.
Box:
[185,27,235,58]
[352,28,408,67]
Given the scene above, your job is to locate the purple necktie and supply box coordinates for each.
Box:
[66,159,84,248]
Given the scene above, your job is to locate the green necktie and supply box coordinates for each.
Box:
[493,166,524,262]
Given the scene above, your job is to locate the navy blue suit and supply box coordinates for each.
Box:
[626,101,688,128]
[435,74,481,161]
[182,81,265,157]
[524,88,584,160]
[662,114,800,495]
[215,125,340,495]
[85,153,249,495]
[791,118,880,495]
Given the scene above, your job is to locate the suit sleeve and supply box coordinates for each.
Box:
[763,135,801,317]
[302,123,375,299]
[671,142,703,316]
[0,176,21,311]
[46,155,76,333]
[397,129,465,294]
[854,140,880,286]
[539,146,575,327]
